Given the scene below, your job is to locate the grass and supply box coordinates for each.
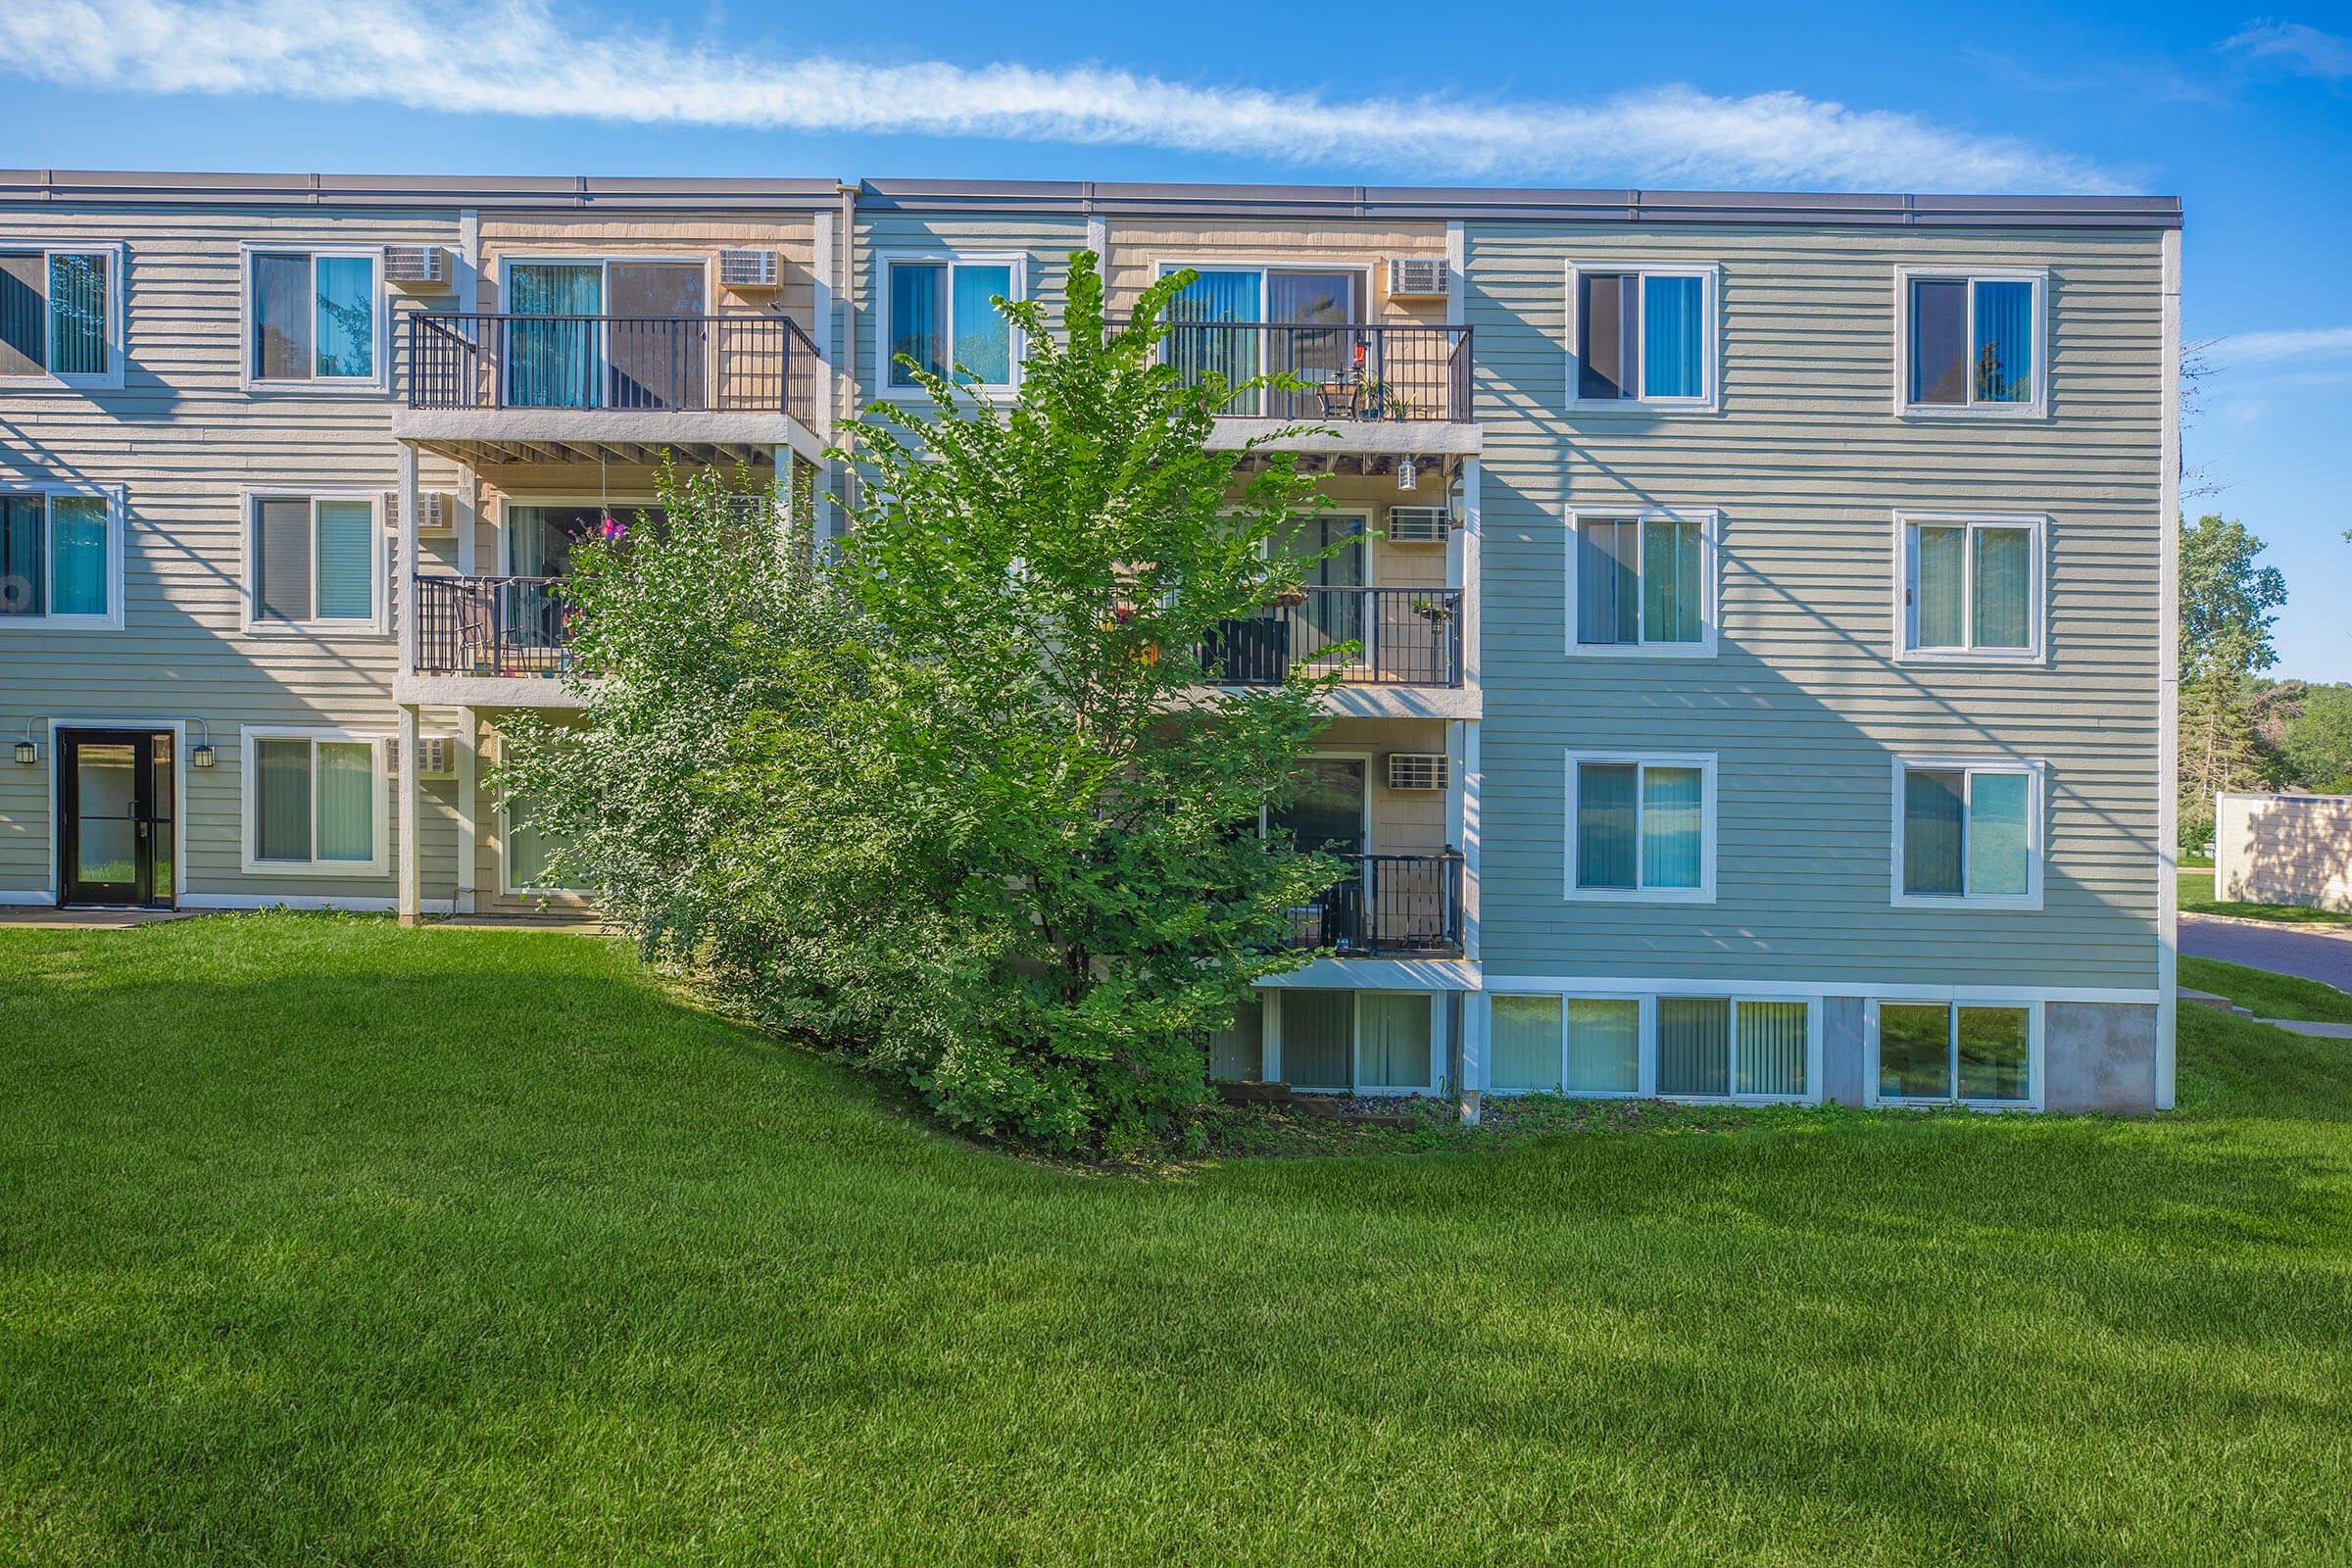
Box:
[5,914,2352,1566]
[2179,864,2352,924]
[2179,955,2352,1023]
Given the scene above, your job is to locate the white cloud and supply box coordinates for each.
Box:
[0,0,2131,193]
[2218,327,2352,364]
[2224,21,2352,78]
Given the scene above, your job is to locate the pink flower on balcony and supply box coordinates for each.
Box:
[600,515,627,544]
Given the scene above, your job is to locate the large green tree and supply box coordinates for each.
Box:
[2177,514,2288,848]
[500,251,1347,1154]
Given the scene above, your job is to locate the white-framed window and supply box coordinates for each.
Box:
[1,241,124,389]
[1893,266,2047,417]
[241,726,390,876]
[1565,506,1718,657]
[1868,999,2041,1108]
[1267,989,1440,1097]
[242,489,386,633]
[1563,261,1720,412]
[1895,511,2045,663]
[1566,751,1716,903]
[1489,992,1818,1102]
[1891,757,2044,909]
[878,253,1025,395]
[0,483,125,630]
[242,245,385,390]
[500,792,591,897]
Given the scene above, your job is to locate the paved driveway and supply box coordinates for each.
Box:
[2180,915,2352,992]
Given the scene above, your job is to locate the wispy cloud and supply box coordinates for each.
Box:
[0,0,2132,193]
[2218,327,2352,364]
[2223,21,2352,79]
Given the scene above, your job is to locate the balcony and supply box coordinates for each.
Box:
[1200,587,1461,688]
[1164,322,1478,469]
[1286,853,1464,957]
[399,574,581,707]
[395,313,826,466]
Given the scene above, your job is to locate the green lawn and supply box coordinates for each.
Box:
[6,916,2352,1565]
[2180,955,2352,1023]
[2179,865,2352,924]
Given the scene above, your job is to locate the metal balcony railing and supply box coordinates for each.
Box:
[415,575,575,678]
[1162,322,1472,422]
[1286,852,1465,957]
[407,313,822,427]
[1200,586,1462,687]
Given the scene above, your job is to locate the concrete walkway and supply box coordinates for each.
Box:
[2180,912,2352,991]
[0,907,212,931]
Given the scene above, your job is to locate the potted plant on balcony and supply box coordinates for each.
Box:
[1409,596,1453,623]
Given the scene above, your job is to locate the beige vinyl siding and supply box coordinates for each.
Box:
[0,201,465,902]
[1468,222,2165,989]
[476,215,820,350]
[1102,220,1448,324]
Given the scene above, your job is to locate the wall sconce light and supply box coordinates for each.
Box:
[190,718,217,769]
[13,719,38,766]
[1395,458,1419,493]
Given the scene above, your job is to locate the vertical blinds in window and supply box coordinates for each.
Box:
[257,498,314,622]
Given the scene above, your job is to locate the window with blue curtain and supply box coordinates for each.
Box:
[1641,274,1703,399]
[1166,269,1261,414]
[1,495,47,616]
[1913,524,1969,648]
[1576,762,1639,889]
[1972,280,2034,403]
[1641,517,1704,643]
[47,253,109,377]
[1968,772,2031,896]
[1640,766,1704,889]
[888,263,945,384]
[508,263,603,409]
[313,500,373,620]
[950,264,1012,384]
[1576,518,1640,644]
[47,496,108,617]
[313,255,374,380]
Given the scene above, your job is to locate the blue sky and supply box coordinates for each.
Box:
[3,0,2347,675]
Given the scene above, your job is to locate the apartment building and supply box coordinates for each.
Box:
[0,171,2180,1114]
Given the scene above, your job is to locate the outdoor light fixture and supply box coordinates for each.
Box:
[190,718,217,769]
[1396,458,1419,492]
[13,720,38,766]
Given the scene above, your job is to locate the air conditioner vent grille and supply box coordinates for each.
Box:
[1387,258,1449,299]
[384,245,449,287]
[719,248,781,288]
[1387,753,1448,791]
[382,491,454,532]
[1385,505,1449,543]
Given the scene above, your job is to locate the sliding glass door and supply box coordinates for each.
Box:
[508,264,603,409]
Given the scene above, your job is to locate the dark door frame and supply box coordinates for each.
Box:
[56,726,176,908]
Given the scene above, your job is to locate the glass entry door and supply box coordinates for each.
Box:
[1272,757,1367,855]
[59,729,172,907]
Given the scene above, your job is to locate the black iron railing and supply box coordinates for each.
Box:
[1162,322,1471,422]
[1287,852,1464,957]
[1200,586,1462,687]
[415,575,577,677]
[407,313,822,426]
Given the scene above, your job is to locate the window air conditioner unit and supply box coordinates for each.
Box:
[384,246,450,289]
[719,248,782,289]
[1387,258,1449,300]
[1387,753,1448,792]
[1385,505,1450,543]
[392,736,459,780]
[382,490,454,533]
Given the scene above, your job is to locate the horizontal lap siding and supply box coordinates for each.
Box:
[0,202,465,901]
[853,215,1088,397]
[1468,223,2164,989]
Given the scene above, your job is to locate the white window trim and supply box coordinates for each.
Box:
[1891,265,2049,419]
[1486,992,1822,1103]
[1564,750,1718,905]
[238,486,390,636]
[488,253,715,409]
[239,725,392,877]
[238,243,390,394]
[1889,756,2047,911]
[875,251,1029,400]
[1892,510,2048,665]
[1563,504,1720,659]
[1863,998,2045,1111]
[1561,261,1723,414]
[0,240,126,390]
[0,481,127,631]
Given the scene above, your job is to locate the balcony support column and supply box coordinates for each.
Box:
[455,706,477,917]
[397,442,420,678]
[1459,991,1489,1125]
[397,703,422,927]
